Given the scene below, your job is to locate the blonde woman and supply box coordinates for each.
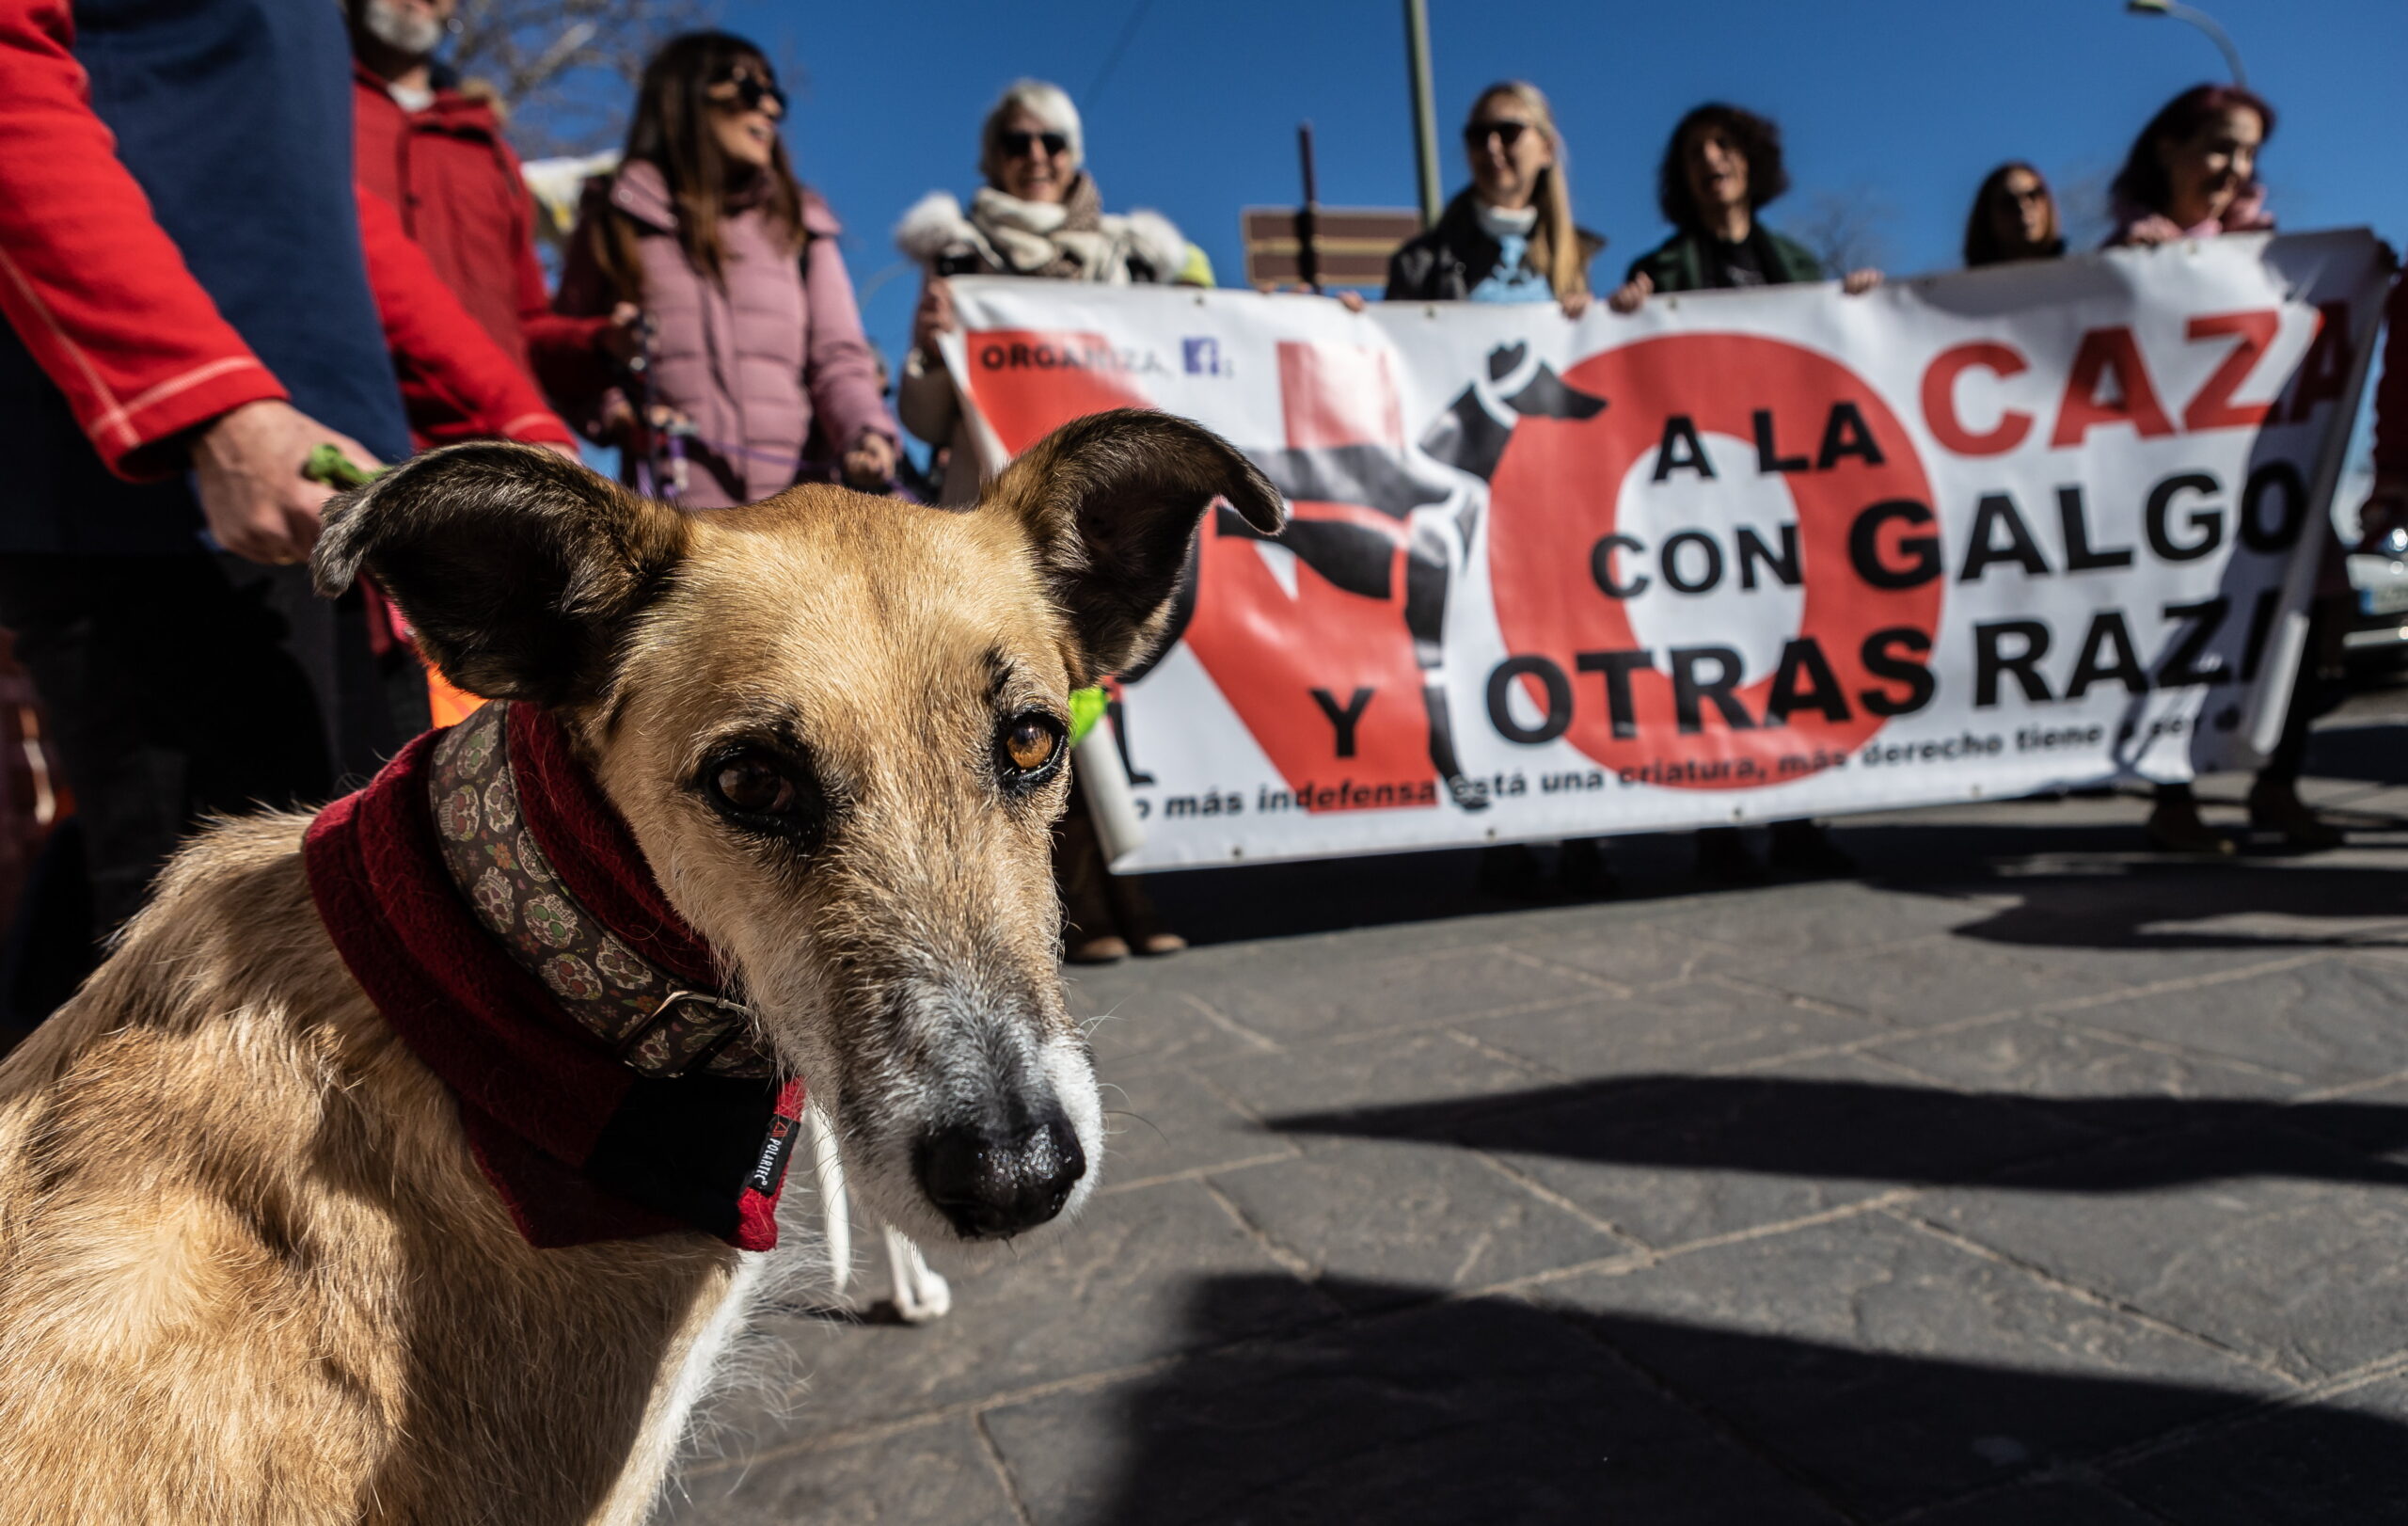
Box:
[1386,82,1601,314]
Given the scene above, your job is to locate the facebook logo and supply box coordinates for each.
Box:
[1182,337,1228,376]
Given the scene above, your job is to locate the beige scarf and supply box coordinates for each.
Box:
[967,174,1128,281]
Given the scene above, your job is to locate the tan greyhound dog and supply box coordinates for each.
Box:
[0,411,1281,1525]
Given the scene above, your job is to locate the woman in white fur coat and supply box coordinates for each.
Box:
[893,78,1187,509]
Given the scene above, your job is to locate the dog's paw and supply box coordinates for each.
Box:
[891,1266,952,1324]
[882,1226,953,1323]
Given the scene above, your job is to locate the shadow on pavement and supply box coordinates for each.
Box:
[1044,1273,2408,1525]
[1267,1075,2408,1192]
[1901,858,2408,955]
[1127,716,2407,951]
[2297,716,2408,785]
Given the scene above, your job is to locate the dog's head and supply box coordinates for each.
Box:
[313,412,1282,1244]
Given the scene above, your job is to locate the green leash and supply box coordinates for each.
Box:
[1068,685,1107,746]
[304,443,381,490]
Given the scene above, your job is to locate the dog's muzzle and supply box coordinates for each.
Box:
[913,1112,1085,1239]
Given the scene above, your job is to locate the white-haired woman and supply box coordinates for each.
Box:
[894,78,1188,507]
[895,80,1189,964]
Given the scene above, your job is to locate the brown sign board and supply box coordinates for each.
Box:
[1242,206,1422,290]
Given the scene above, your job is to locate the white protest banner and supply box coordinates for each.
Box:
[938,230,2388,870]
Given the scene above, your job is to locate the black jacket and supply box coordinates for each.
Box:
[1385,192,1605,302]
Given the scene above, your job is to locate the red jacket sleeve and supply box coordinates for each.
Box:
[517,224,615,418]
[356,184,575,449]
[545,183,628,440]
[2375,273,2408,481]
[500,135,611,389]
[0,0,285,479]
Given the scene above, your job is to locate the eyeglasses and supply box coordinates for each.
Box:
[999,129,1069,160]
[706,70,785,119]
[1463,119,1529,150]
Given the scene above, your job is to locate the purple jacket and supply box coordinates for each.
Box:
[560,159,894,507]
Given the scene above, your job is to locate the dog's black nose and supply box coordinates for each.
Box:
[914,1114,1085,1239]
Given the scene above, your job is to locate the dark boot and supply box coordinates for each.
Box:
[2146,783,2233,856]
[1104,867,1184,957]
[1695,826,1766,885]
[2247,777,2343,849]
[1766,819,1856,877]
[1054,797,1128,963]
[1556,837,1618,898]
[1477,843,1547,900]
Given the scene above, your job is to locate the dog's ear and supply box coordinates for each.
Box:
[311,441,689,707]
[984,409,1286,684]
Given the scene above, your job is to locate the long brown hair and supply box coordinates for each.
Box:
[1963,161,2066,267]
[1467,82,1587,299]
[2111,82,2275,219]
[588,31,803,299]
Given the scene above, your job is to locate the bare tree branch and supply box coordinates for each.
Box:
[449,0,704,155]
[1788,186,1895,277]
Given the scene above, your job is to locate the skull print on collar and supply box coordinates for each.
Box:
[305,700,802,1251]
[428,700,774,1081]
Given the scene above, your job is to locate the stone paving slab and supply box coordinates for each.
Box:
[1544,1212,2285,1522]
[1732,933,2139,1025]
[1915,1123,2408,1382]
[1862,1014,2313,1105]
[723,1179,1340,1451]
[662,706,2408,1524]
[1382,1051,2100,1248]
[1461,977,1894,1081]
[2041,953,2408,1088]
[669,1416,1017,1526]
[1204,1136,1635,1308]
[978,1287,1848,1526]
[1903,1481,2167,1525]
[2102,1372,2408,1524]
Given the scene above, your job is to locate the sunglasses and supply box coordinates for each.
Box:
[706,71,785,119]
[999,129,1069,160]
[1463,119,1529,149]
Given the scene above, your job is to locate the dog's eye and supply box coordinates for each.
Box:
[714,756,795,815]
[996,713,1064,783]
[702,748,822,841]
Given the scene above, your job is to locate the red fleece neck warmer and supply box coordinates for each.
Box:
[306,702,803,1250]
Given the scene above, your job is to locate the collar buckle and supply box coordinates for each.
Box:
[619,989,755,1078]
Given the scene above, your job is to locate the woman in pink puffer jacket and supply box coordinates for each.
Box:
[558,32,896,508]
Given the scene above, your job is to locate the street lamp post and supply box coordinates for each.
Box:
[1403,0,1443,229]
[2125,0,2248,87]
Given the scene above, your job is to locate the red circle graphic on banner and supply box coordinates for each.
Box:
[1487,334,1944,788]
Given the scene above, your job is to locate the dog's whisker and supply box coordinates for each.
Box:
[1101,1107,1165,1142]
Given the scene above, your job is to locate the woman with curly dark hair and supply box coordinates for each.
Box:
[1608,103,1880,311]
[1608,103,1876,882]
[1964,162,2067,268]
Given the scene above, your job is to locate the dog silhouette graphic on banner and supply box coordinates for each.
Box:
[959,330,1603,815]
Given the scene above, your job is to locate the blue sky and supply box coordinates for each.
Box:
[687,0,2404,378]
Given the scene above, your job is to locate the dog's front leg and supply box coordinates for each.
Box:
[881,1226,951,1323]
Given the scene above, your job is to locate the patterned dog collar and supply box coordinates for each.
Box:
[427,701,774,1080]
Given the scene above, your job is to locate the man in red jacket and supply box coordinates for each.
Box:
[0,0,582,1021]
[349,0,638,436]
